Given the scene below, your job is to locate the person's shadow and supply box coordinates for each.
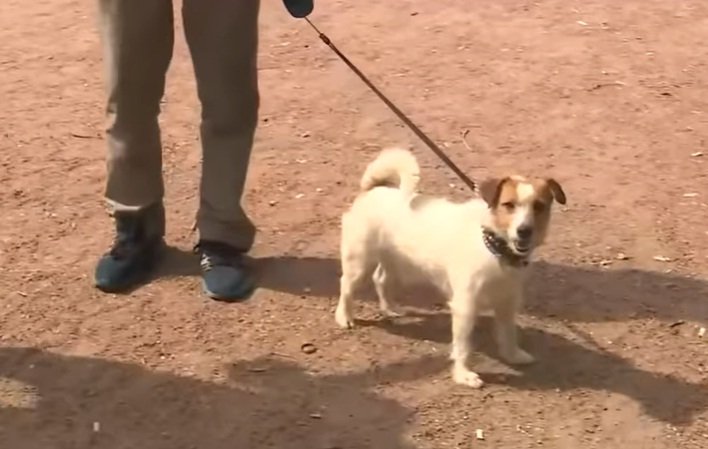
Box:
[0,347,447,449]
[251,255,708,426]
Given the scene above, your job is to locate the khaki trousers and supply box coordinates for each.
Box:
[98,0,260,251]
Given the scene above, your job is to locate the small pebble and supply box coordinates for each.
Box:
[301,343,317,354]
[615,252,630,260]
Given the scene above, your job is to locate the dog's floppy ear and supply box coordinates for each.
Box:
[478,177,508,208]
[545,178,566,205]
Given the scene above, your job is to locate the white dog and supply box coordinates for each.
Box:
[335,148,566,388]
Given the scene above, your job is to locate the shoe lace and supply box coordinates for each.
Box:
[195,241,244,271]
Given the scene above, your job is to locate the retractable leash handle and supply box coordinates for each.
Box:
[283,0,478,193]
[283,0,314,18]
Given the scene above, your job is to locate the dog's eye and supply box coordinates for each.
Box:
[501,201,516,211]
[533,201,546,212]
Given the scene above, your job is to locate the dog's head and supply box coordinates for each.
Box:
[479,176,566,256]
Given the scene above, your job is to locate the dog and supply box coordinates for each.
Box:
[335,148,566,388]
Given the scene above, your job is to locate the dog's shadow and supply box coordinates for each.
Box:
[254,255,708,426]
[255,256,708,324]
[150,251,707,424]
[156,249,708,325]
[365,313,706,425]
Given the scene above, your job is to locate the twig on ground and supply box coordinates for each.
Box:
[70,132,98,139]
[588,81,626,91]
[460,129,474,152]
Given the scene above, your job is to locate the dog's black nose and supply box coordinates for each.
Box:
[517,225,533,240]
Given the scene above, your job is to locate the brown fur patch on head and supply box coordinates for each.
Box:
[482,176,566,248]
[490,177,522,232]
[527,178,565,246]
[529,178,566,209]
[544,178,566,205]
[479,177,513,208]
[478,177,521,234]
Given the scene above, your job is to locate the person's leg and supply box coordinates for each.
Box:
[94,0,174,293]
[183,0,260,301]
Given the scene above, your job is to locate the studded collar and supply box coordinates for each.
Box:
[482,228,530,268]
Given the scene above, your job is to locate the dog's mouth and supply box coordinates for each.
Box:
[512,240,532,256]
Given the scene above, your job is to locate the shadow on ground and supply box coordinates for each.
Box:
[255,256,708,324]
[148,249,708,327]
[138,252,708,425]
[254,255,708,425]
[0,347,446,448]
[362,314,706,425]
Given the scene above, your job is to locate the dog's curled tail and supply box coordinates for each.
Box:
[360,147,420,195]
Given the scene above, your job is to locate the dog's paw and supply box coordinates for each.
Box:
[452,366,484,389]
[335,306,354,329]
[380,305,405,318]
[501,348,535,365]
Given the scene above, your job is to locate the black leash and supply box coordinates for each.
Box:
[295,14,478,192]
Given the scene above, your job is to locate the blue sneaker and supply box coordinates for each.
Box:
[94,203,165,293]
[196,240,255,302]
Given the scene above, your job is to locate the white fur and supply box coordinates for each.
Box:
[336,148,537,388]
[359,147,420,194]
[508,181,536,243]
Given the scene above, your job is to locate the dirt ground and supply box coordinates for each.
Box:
[1,0,707,447]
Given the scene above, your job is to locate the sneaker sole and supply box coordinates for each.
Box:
[202,279,256,303]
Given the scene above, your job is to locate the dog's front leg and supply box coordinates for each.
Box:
[449,283,484,388]
[494,284,535,365]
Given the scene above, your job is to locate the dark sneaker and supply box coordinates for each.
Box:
[94,203,165,293]
[196,240,255,302]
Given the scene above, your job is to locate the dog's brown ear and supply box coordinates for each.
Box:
[478,177,507,208]
[546,178,566,205]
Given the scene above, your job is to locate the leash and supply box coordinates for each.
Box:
[295,14,478,192]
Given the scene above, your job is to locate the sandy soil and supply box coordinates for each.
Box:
[1,0,707,447]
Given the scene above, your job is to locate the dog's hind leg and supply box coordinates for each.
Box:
[335,249,373,329]
[372,264,404,318]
